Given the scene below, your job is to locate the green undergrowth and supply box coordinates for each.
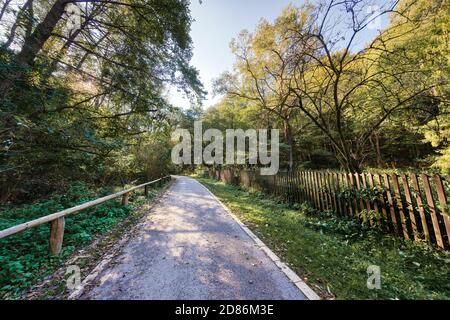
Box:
[197,177,450,300]
[0,181,165,299]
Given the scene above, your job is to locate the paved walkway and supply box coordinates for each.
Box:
[81,176,307,300]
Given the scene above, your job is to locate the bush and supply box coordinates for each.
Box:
[0,182,131,298]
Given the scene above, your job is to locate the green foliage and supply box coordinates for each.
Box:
[356,209,388,230]
[337,186,384,203]
[0,182,150,299]
[210,0,449,173]
[198,177,450,299]
[0,0,203,204]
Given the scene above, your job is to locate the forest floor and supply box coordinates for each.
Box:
[0,181,172,299]
[196,177,450,300]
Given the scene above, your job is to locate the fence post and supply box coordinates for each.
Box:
[348,173,357,216]
[329,173,338,214]
[391,174,409,240]
[122,192,129,205]
[410,173,430,242]
[434,174,450,244]
[338,173,347,216]
[367,173,381,225]
[49,217,65,255]
[401,175,419,241]
[144,185,148,197]
[382,174,398,233]
[422,174,444,248]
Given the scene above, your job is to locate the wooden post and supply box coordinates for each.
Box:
[49,217,65,255]
[313,172,321,210]
[422,174,444,248]
[383,174,398,233]
[361,174,372,212]
[343,173,353,216]
[324,173,330,211]
[294,172,300,203]
[354,173,365,216]
[367,173,381,225]
[293,172,298,203]
[301,172,306,202]
[0,177,170,247]
[323,172,330,210]
[373,174,387,221]
[334,173,343,215]
[348,173,358,217]
[410,173,430,242]
[328,173,337,213]
[401,175,419,241]
[122,192,129,205]
[304,172,311,204]
[305,171,311,204]
[391,174,410,240]
[339,173,348,216]
[434,174,450,245]
[318,172,325,210]
[144,185,148,197]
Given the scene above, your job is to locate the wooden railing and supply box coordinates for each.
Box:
[206,169,450,249]
[0,175,172,254]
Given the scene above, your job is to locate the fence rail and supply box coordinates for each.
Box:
[206,169,450,249]
[0,175,172,254]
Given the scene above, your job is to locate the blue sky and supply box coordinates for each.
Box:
[168,0,387,109]
[168,0,297,109]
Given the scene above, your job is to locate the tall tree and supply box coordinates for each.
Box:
[0,0,205,202]
[218,0,448,172]
[215,6,313,170]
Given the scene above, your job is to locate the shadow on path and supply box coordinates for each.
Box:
[81,176,307,300]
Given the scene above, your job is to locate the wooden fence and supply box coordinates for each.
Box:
[0,176,172,254]
[206,169,450,249]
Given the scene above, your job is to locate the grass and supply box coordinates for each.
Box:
[0,181,167,299]
[196,177,450,300]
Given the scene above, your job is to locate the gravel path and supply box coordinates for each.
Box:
[81,176,307,300]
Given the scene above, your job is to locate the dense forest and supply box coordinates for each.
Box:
[1,0,449,205]
[206,0,449,173]
[0,0,204,204]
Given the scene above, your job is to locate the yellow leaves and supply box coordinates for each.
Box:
[421,113,450,173]
[432,147,450,174]
[423,129,441,148]
[422,115,450,146]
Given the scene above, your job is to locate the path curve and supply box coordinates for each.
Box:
[80,176,308,300]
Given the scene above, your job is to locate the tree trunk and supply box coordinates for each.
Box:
[16,0,67,67]
[369,130,383,168]
[338,148,361,173]
[1,0,67,98]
